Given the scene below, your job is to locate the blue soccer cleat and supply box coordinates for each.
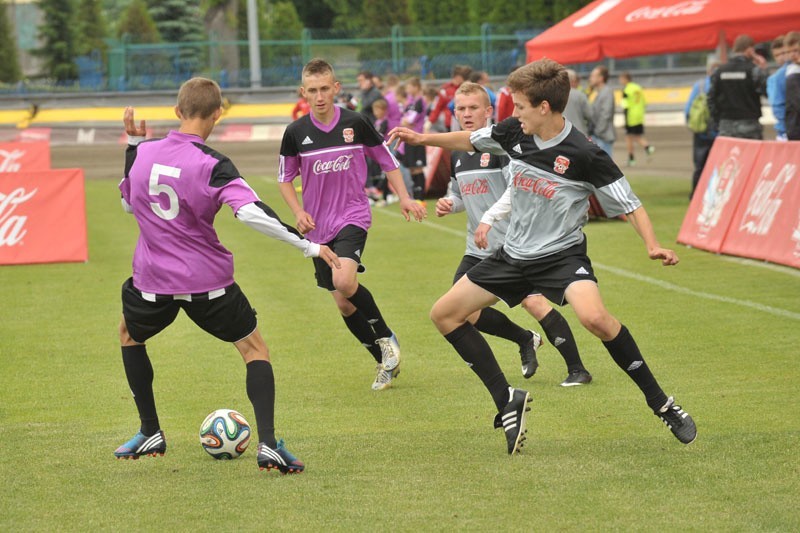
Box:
[257,439,305,474]
[114,430,167,459]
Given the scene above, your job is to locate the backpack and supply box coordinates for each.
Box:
[687,81,710,133]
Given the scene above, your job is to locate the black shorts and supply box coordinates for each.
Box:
[121,277,257,344]
[452,254,483,285]
[402,144,427,168]
[625,124,644,135]
[465,240,597,307]
[312,224,368,291]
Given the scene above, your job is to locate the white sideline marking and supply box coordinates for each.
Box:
[374,209,800,321]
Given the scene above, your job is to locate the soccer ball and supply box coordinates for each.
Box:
[199,409,251,459]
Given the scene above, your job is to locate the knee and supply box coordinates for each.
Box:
[429,299,449,327]
[578,311,615,338]
[333,278,358,298]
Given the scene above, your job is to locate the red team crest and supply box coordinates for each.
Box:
[480,153,491,167]
[342,128,355,143]
[554,155,570,175]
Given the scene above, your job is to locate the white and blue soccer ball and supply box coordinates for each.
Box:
[199,408,251,459]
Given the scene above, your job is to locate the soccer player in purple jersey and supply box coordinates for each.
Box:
[439,81,591,387]
[114,78,340,474]
[390,59,696,454]
[278,59,427,391]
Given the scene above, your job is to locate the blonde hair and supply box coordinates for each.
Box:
[455,81,490,106]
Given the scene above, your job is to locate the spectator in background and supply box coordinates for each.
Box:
[588,65,616,156]
[356,70,383,122]
[291,87,310,120]
[401,77,429,202]
[382,74,405,134]
[685,61,720,199]
[619,72,654,167]
[427,64,472,132]
[494,66,520,123]
[367,98,390,205]
[785,32,800,140]
[563,69,592,134]
[708,34,768,140]
[768,32,799,141]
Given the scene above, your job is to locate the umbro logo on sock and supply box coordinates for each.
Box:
[512,144,522,154]
[302,136,313,145]
[575,267,589,275]
[455,159,462,167]
[554,337,566,347]
[627,360,643,371]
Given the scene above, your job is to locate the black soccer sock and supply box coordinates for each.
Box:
[473,307,531,346]
[411,172,426,201]
[246,360,277,448]
[346,284,392,339]
[602,325,668,411]
[342,309,382,363]
[444,322,510,411]
[121,344,160,436]
[538,308,585,372]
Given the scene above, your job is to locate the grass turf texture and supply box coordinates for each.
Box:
[1,174,798,530]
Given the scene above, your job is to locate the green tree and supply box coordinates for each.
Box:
[117,0,160,43]
[264,1,303,40]
[290,0,334,29]
[35,0,79,81]
[0,3,22,83]
[145,0,205,44]
[322,0,362,33]
[75,0,109,59]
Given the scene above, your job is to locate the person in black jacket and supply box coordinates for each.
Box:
[708,34,768,139]
[784,32,800,140]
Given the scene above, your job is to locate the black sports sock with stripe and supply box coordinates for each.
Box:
[342,309,382,363]
[246,360,277,448]
[346,284,391,339]
[602,325,668,411]
[538,308,585,372]
[474,307,531,346]
[444,322,510,411]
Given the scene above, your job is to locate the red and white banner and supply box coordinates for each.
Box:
[677,137,762,253]
[678,137,800,268]
[0,168,88,265]
[720,142,800,269]
[0,141,51,173]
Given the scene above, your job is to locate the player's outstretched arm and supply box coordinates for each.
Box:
[626,206,679,266]
[387,127,475,152]
[385,168,427,222]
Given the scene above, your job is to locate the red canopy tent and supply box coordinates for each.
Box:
[526,0,800,64]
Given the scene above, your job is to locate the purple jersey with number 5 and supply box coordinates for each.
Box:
[119,130,259,294]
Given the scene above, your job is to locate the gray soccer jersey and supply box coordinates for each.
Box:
[445,151,511,258]
[471,119,641,261]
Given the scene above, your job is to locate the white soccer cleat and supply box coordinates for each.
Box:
[376,333,401,371]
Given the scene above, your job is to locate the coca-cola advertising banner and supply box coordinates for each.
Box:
[0,168,88,265]
[678,138,799,269]
[0,141,51,173]
[720,142,800,269]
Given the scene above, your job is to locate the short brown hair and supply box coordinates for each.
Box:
[786,31,800,48]
[176,77,222,119]
[303,58,335,81]
[733,34,755,53]
[455,81,490,106]
[772,35,785,50]
[507,59,569,113]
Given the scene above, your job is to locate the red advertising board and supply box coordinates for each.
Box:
[677,137,762,253]
[720,142,800,269]
[0,141,51,173]
[0,168,88,265]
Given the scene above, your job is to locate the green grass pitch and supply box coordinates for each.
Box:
[1,174,798,530]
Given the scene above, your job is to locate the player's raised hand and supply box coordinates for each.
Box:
[474,222,492,249]
[123,107,146,136]
[318,245,341,270]
[649,246,679,266]
[435,198,453,217]
[399,197,427,222]
[388,126,423,147]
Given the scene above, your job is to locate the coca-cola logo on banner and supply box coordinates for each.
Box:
[0,187,37,247]
[0,149,25,173]
[625,1,708,22]
[739,161,796,236]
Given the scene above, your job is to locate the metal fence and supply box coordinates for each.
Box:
[1,22,711,95]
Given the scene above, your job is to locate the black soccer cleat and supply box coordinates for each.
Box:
[519,331,543,379]
[496,389,532,455]
[655,396,697,444]
[257,439,305,474]
[560,368,593,387]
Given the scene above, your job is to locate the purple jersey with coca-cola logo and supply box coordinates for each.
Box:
[278,106,399,243]
[120,130,259,294]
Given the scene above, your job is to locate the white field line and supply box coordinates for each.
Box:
[374,209,800,321]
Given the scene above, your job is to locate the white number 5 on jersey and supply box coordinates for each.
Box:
[149,163,181,220]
